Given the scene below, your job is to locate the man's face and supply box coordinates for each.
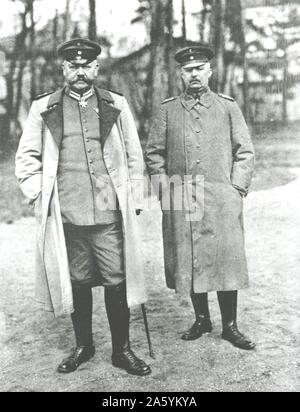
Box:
[181,62,212,93]
[63,58,99,93]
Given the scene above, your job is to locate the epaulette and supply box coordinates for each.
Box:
[108,89,123,97]
[33,91,54,101]
[218,93,235,102]
[162,96,176,104]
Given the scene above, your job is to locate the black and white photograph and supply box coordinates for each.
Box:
[0,0,299,394]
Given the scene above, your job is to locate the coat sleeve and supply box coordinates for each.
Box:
[229,102,255,196]
[145,105,167,176]
[15,100,43,203]
[119,97,144,210]
[144,105,169,200]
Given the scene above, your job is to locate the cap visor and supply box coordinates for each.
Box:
[181,61,208,69]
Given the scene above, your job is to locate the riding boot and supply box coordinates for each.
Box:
[181,293,212,340]
[104,283,151,376]
[217,290,255,350]
[57,287,95,373]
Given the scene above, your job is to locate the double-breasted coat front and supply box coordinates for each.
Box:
[15,87,146,317]
[145,90,255,295]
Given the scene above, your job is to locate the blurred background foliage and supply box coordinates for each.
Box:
[0,0,300,155]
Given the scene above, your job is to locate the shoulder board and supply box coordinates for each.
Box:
[33,91,54,101]
[218,93,235,102]
[108,89,123,97]
[162,96,176,104]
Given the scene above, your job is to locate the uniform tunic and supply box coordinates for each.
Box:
[58,91,121,225]
[145,89,255,295]
[58,89,123,287]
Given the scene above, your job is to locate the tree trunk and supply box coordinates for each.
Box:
[200,0,211,43]
[28,0,36,101]
[233,0,251,123]
[63,0,71,41]
[14,58,27,121]
[148,0,169,129]
[210,0,226,93]
[52,10,61,88]
[53,9,59,50]
[166,0,177,97]
[181,0,187,45]
[282,37,288,124]
[88,0,97,40]
[5,6,29,147]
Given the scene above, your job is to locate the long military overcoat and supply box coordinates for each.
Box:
[15,87,146,317]
[145,90,255,295]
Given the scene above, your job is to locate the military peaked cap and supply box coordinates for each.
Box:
[57,38,102,61]
[175,45,214,67]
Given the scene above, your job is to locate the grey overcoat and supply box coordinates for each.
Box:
[145,90,255,295]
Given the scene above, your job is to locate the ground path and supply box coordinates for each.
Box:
[0,170,300,392]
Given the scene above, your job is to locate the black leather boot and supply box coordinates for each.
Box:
[57,287,95,373]
[181,293,213,340]
[57,345,95,373]
[105,284,151,376]
[217,290,255,350]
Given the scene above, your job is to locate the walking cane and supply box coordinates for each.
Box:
[141,304,155,359]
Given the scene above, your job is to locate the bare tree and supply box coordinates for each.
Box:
[88,0,97,40]
[209,0,226,92]
[5,1,31,145]
[28,0,36,101]
[148,0,171,127]
[166,0,177,97]
[235,0,251,123]
[181,0,187,45]
[63,0,71,41]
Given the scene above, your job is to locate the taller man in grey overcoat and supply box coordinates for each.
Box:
[145,45,256,350]
[15,38,151,375]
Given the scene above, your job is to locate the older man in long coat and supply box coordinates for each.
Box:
[15,38,151,375]
[145,45,256,350]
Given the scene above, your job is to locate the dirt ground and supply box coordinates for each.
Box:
[0,124,300,392]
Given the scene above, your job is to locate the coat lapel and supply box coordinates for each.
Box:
[40,87,121,149]
[95,88,121,146]
[41,88,64,148]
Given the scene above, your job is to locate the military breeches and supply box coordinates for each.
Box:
[63,222,125,288]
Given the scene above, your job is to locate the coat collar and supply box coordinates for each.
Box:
[40,88,65,148]
[180,88,214,111]
[40,86,120,148]
[94,87,121,146]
